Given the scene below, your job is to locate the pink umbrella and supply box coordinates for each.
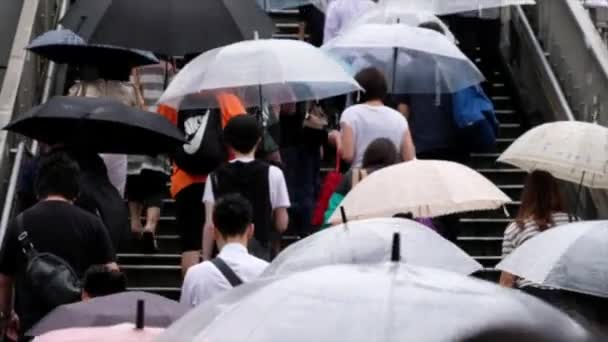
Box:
[33,323,164,342]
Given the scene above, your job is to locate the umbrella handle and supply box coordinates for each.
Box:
[391,233,401,262]
[136,300,145,330]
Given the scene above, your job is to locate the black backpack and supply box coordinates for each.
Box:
[173,108,228,175]
[16,215,81,309]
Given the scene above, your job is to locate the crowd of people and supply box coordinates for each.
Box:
[1,1,606,341]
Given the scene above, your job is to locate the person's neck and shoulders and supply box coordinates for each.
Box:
[504,211,573,238]
[186,240,268,284]
[343,100,408,125]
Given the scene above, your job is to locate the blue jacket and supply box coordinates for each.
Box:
[452,85,498,151]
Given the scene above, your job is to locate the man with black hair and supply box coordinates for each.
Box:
[0,152,116,337]
[181,194,268,307]
[81,265,127,300]
[202,115,290,262]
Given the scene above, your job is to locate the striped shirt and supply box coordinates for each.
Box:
[502,212,572,288]
[132,62,175,112]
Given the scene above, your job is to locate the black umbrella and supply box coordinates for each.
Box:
[4,96,185,155]
[27,29,159,69]
[61,0,276,56]
[27,292,189,337]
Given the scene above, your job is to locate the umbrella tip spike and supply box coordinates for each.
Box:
[136,299,145,330]
[391,233,401,262]
[340,207,348,225]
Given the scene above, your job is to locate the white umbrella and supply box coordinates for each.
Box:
[498,121,608,188]
[350,7,458,44]
[378,0,536,16]
[159,39,361,109]
[329,160,511,223]
[156,263,589,342]
[263,218,482,277]
[322,23,484,94]
[496,220,608,298]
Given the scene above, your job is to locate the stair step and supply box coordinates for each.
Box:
[118,253,181,265]
[121,235,181,254]
[457,236,503,257]
[121,265,181,289]
[477,169,527,185]
[473,256,502,268]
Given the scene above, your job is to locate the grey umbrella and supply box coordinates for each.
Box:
[60,0,275,56]
[27,29,159,69]
[156,263,590,342]
[27,292,189,337]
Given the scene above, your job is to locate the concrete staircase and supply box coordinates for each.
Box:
[117,11,529,299]
[118,9,304,301]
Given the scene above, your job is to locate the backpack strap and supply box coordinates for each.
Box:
[210,257,243,287]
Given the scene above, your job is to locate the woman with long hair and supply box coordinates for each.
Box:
[500,170,571,289]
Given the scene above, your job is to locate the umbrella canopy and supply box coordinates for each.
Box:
[159,39,361,109]
[322,23,484,94]
[27,292,188,337]
[498,121,608,188]
[378,0,536,16]
[496,220,608,298]
[329,160,511,222]
[33,324,163,342]
[4,96,185,155]
[156,263,589,342]
[60,0,275,56]
[264,217,482,276]
[27,29,158,69]
[350,7,457,44]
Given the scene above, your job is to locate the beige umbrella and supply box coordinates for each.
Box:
[33,324,164,342]
[498,121,608,188]
[328,159,510,223]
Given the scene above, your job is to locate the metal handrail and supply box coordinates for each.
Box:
[0,0,70,245]
[515,6,575,121]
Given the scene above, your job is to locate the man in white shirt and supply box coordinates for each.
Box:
[181,194,268,307]
[323,0,377,43]
[202,115,290,261]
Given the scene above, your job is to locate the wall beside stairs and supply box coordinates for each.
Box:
[0,0,25,93]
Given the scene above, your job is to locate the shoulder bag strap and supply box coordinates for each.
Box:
[15,215,36,259]
[210,257,243,287]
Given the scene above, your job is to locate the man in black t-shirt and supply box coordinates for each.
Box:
[0,152,116,338]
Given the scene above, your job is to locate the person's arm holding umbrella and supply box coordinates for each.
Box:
[401,129,416,162]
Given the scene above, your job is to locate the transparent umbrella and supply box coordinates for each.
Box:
[322,23,484,94]
[378,0,536,16]
[350,6,458,44]
[497,220,608,298]
[158,39,361,109]
[264,218,482,277]
[156,263,589,342]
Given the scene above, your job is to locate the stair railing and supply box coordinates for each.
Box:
[0,0,69,247]
[502,2,608,218]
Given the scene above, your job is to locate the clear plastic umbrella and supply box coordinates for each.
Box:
[156,263,589,342]
[264,217,482,276]
[321,23,484,94]
[328,160,511,223]
[158,39,361,109]
[498,121,608,189]
[497,220,608,298]
[349,7,458,44]
[378,0,536,16]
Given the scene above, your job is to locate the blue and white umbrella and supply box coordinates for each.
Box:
[27,29,158,68]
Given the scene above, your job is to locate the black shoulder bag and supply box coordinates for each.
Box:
[16,215,81,309]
